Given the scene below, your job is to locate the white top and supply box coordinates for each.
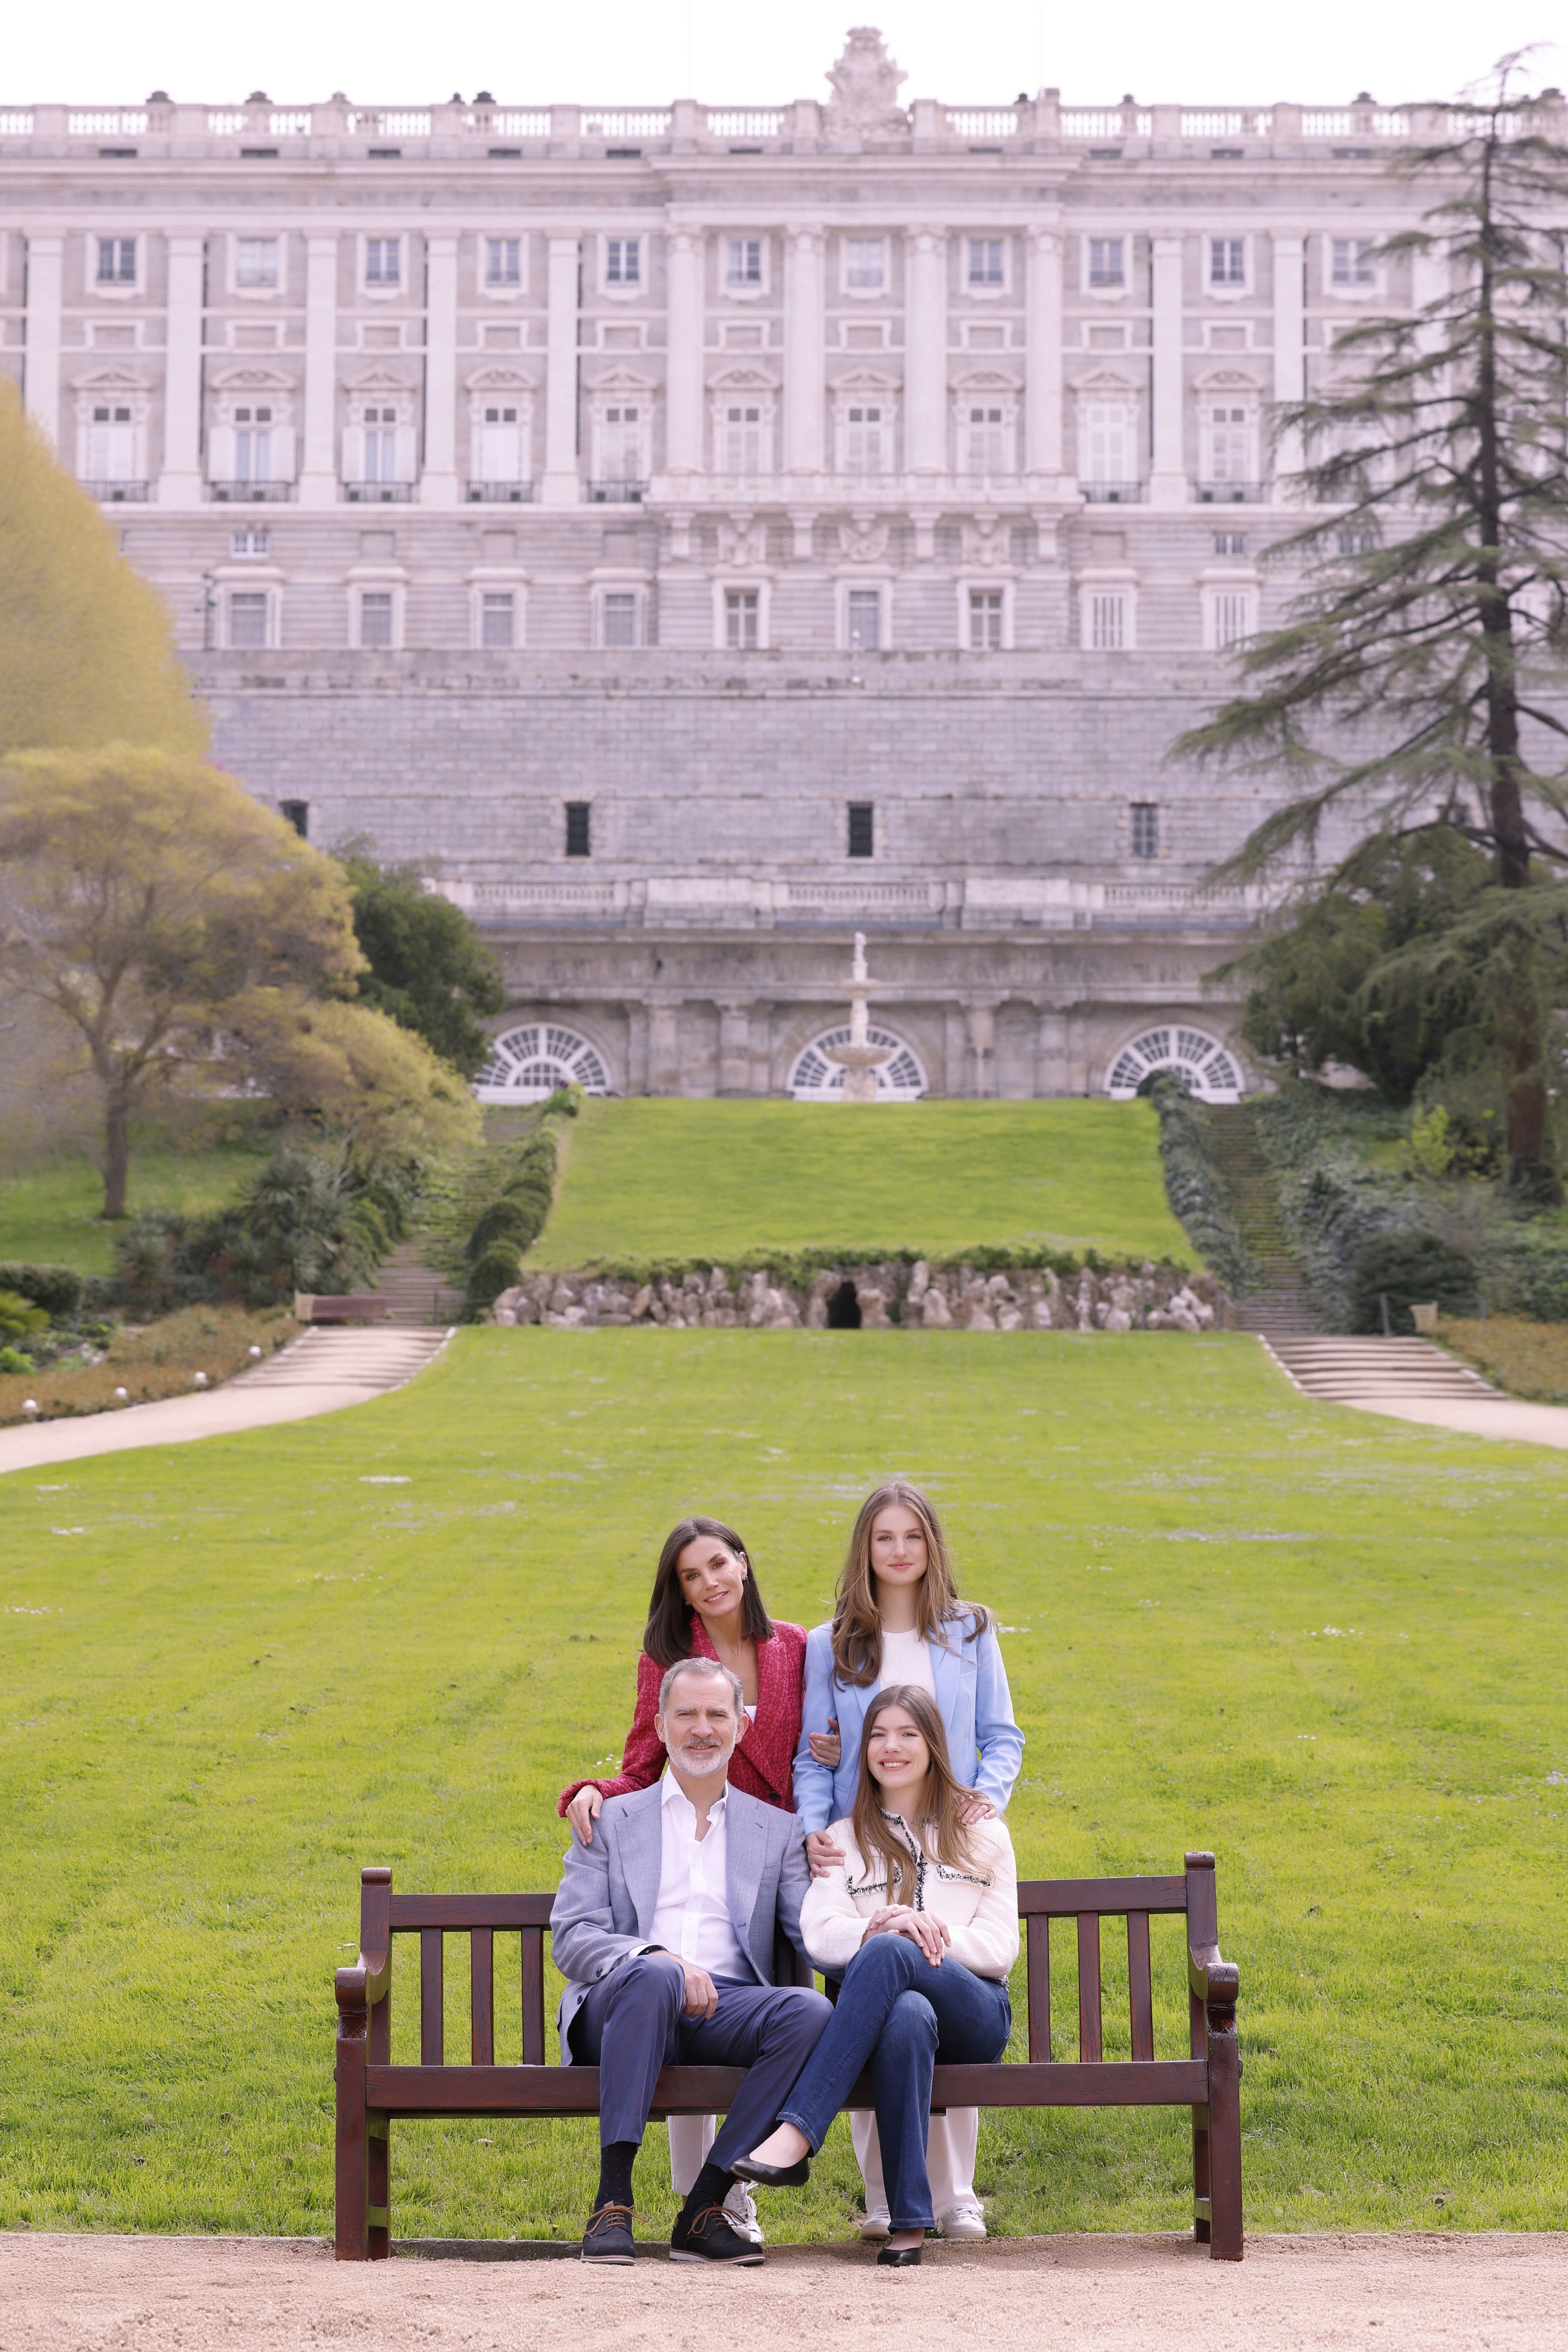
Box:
[877,1625,937,1699]
[647,1772,748,1981]
[800,1812,1019,1981]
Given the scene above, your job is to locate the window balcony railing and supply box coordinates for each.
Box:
[1198,481,1265,503]
[82,478,149,502]
[343,481,416,503]
[208,480,297,504]
[465,480,536,503]
[588,479,648,504]
[1079,480,1146,505]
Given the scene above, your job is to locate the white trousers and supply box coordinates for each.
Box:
[667,2112,716,2195]
[852,2105,979,2219]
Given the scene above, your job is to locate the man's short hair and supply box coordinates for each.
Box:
[657,1655,744,1720]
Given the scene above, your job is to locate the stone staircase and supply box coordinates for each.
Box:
[1204,1104,1322,1336]
[1263,1336,1501,1403]
[377,1240,465,1328]
[235,1325,451,1391]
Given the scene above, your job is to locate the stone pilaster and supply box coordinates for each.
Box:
[1149,233,1187,508]
[541,234,581,505]
[22,234,63,443]
[298,234,340,509]
[421,233,460,505]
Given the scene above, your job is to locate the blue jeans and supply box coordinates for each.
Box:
[778,1933,1011,2230]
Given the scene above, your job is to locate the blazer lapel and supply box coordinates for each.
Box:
[929,1631,964,1725]
[723,1790,767,1977]
[617,1779,666,1938]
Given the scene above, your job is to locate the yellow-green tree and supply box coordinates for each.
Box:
[0,385,206,757]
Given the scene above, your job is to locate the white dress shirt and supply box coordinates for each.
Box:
[647,1771,749,1981]
[877,1624,937,1698]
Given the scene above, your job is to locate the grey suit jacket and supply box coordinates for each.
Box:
[550,1777,811,2059]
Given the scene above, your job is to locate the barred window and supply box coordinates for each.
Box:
[564,802,592,858]
[848,802,875,858]
[1131,802,1159,859]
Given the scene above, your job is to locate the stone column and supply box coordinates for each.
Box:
[1270,233,1305,502]
[665,226,705,475]
[782,225,826,476]
[943,1007,969,1097]
[22,234,63,443]
[648,1000,682,1095]
[298,234,341,510]
[626,1003,650,1096]
[906,227,948,477]
[158,233,206,505]
[1034,1007,1070,1096]
[965,1002,999,1098]
[1148,233,1187,508]
[541,234,581,505]
[717,999,753,1095]
[1025,227,1065,485]
[421,232,459,506]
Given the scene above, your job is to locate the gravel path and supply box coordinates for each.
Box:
[3,2232,1563,2352]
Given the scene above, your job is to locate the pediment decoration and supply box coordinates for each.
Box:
[831,366,900,399]
[71,365,148,394]
[347,367,414,393]
[588,365,657,395]
[838,512,889,564]
[708,365,780,395]
[962,511,1012,568]
[953,367,1022,395]
[464,365,539,393]
[1195,366,1263,392]
[209,364,298,392]
[717,512,769,568]
[1074,367,1141,396]
[825,27,908,134]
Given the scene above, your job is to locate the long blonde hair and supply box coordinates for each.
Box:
[850,1684,985,1904]
[829,1478,990,1688]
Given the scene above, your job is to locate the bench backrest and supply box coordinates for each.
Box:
[356,1857,1218,2071]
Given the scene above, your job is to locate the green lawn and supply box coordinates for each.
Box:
[535,1099,1189,1267]
[3,1330,1564,2245]
[0,1143,270,1275]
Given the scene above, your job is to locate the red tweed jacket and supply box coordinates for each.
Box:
[558,1616,808,1816]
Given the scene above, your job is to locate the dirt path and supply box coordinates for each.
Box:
[3,2232,1563,2352]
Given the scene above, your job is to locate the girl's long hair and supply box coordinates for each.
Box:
[850,1684,985,1902]
[829,1478,990,1687]
[642,1515,775,1670]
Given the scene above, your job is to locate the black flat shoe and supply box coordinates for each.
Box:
[730,2152,811,2188]
[877,2242,923,2268]
[669,2202,766,2264]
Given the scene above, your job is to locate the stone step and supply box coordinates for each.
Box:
[236,1329,451,1391]
[1264,1337,1499,1401]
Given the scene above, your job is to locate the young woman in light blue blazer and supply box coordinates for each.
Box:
[792,1478,1024,2240]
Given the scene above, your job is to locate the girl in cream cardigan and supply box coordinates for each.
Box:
[733,1685,1018,2267]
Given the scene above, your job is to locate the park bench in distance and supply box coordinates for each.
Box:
[333,1850,1242,2261]
[293,1293,390,1323]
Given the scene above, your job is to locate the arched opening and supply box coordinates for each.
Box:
[475,1022,611,1104]
[788,1026,927,1102]
[826,1280,862,1329]
[1105,1025,1243,1104]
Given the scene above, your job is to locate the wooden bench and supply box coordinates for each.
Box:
[294,1293,390,1324]
[333,1849,1242,2261]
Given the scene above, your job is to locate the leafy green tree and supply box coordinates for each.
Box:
[0,386,205,758]
[1176,62,1568,1199]
[340,853,506,1078]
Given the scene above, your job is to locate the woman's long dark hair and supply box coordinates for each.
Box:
[642,1515,775,1669]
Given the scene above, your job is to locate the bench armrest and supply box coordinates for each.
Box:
[1187,1941,1240,2007]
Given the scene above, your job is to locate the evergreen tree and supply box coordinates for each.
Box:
[1176,61,1568,1198]
[339,852,506,1078]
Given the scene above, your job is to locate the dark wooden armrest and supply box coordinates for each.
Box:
[1187,1942,1240,2007]
[335,1947,390,2013]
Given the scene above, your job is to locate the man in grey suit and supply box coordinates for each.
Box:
[551,1654,832,2265]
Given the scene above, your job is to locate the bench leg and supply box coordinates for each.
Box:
[368,2117,390,2260]
[1205,2008,1244,2261]
[1189,2103,1211,2244]
[335,1970,371,2260]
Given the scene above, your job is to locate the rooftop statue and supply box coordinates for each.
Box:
[824,27,908,135]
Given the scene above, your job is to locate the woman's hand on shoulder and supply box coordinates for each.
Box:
[804,1828,846,1879]
[566,1786,604,1847]
[956,1793,996,1825]
[806,1716,841,1769]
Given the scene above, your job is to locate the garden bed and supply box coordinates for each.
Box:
[1438,1316,1568,1405]
[0,1305,293,1428]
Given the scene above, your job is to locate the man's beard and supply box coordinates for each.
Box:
[672,1737,729,1778]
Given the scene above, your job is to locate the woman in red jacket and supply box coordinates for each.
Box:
[557,1513,831,2241]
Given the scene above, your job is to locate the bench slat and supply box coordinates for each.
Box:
[420,1930,443,2067]
[1128,1912,1154,2061]
[1076,1914,1103,2063]
[392,1893,556,1929]
[382,1878,1188,1935]
[471,1929,494,2068]
[1026,1914,1051,2061]
[521,1929,546,2067]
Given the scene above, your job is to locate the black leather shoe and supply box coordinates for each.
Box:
[877,2242,923,2267]
[670,2202,766,2264]
[729,2152,811,2187]
[580,2202,635,2263]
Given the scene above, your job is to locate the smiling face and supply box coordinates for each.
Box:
[675,1534,748,1622]
[865,1701,932,1798]
[868,1504,928,1599]
[655,1666,740,1781]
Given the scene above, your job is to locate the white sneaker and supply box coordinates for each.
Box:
[936,2199,987,2240]
[858,2205,891,2240]
[723,2180,765,2245]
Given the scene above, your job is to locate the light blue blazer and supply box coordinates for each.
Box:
[792,1611,1024,1835]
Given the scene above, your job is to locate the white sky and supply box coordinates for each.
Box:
[5,3,1560,111]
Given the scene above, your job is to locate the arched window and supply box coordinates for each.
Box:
[475,1023,611,1103]
[1105,1025,1243,1103]
[788,1027,927,1102]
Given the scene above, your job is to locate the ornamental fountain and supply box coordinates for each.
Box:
[824,931,894,1102]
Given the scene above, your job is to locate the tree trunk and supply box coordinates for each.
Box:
[102,1091,131,1219]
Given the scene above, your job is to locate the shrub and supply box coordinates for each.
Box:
[1349,1230,1479,1334]
[0,1261,85,1320]
[1147,1076,1258,1293]
[467,1197,538,1261]
[466,1240,526,1308]
[0,1288,50,1342]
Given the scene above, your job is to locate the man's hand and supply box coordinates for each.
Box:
[861,1905,951,1965]
[804,1829,846,1879]
[956,1793,996,1826]
[807,1717,842,1768]
[680,1961,719,2020]
[566,1786,604,1847]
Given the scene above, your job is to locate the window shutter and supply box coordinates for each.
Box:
[339,424,363,483]
[394,423,418,483]
[269,425,297,482]
[207,424,235,482]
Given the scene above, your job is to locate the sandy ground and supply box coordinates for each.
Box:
[1351,1394,1568,1448]
[0,1380,390,1474]
[3,2232,1564,2352]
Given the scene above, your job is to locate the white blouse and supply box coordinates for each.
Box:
[877,1625,937,1697]
[799,1810,1020,1982]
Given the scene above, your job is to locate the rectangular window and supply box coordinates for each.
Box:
[1331,237,1376,287]
[228,591,269,649]
[236,237,279,289]
[364,238,401,288]
[480,590,515,648]
[1087,591,1127,651]
[279,800,309,838]
[564,801,592,857]
[233,403,274,484]
[599,404,644,485]
[1087,237,1125,289]
[1081,399,1133,485]
[968,237,1004,288]
[477,404,525,482]
[601,591,639,648]
[842,403,889,474]
[1337,525,1377,555]
[847,802,875,858]
[969,589,1004,651]
[230,528,270,558]
[725,237,763,287]
[724,588,760,650]
[1204,404,1252,485]
[1209,590,1253,649]
[961,404,1008,474]
[846,588,882,652]
[1213,531,1246,556]
[485,237,522,287]
[1209,237,1245,287]
[604,238,640,287]
[845,238,886,290]
[96,238,136,285]
[358,591,394,649]
[86,403,136,479]
[720,403,765,472]
[361,405,399,482]
[1131,802,1159,859]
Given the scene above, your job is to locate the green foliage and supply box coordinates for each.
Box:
[465,1197,538,1262]
[0,1289,48,1342]
[339,852,506,1080]
[1407,1105,1455,1179]
[1144,1075,1258,1292]
[466,1239,527,1307]
[0,1138,273,1274]
[2,1334,1566,2237]
[0,1343,36,1374]
[0,1260,85,1319]
[457,1112,572,1312]
[1349,1229,1480,1334]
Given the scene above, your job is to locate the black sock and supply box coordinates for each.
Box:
[682,2159,735,2216]
[595,2140,637,2210]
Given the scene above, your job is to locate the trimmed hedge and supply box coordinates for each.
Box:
[459,1094,577,1314]
[1145,1079,1258,1294]
[0,1261,87,1321]
[1350,1230,1479,1334]
[467,1240,527,1308]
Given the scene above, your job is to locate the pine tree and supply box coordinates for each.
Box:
[1176,61,1568,1198]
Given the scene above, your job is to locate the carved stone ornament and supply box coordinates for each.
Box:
[964,511,1011,568]
[717,511,769,568]
[839,511,889,563]
[824,27,908,134]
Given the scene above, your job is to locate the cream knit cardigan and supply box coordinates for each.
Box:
[799,1811,1020,1982]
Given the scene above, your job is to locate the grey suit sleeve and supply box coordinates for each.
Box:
[774,1820,814,1962]
[549,1824,654,1989]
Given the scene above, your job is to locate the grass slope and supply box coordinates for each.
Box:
[535,1099,1189,1268]
[3,1331,1564,2245]
[0,1144,270,1275]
